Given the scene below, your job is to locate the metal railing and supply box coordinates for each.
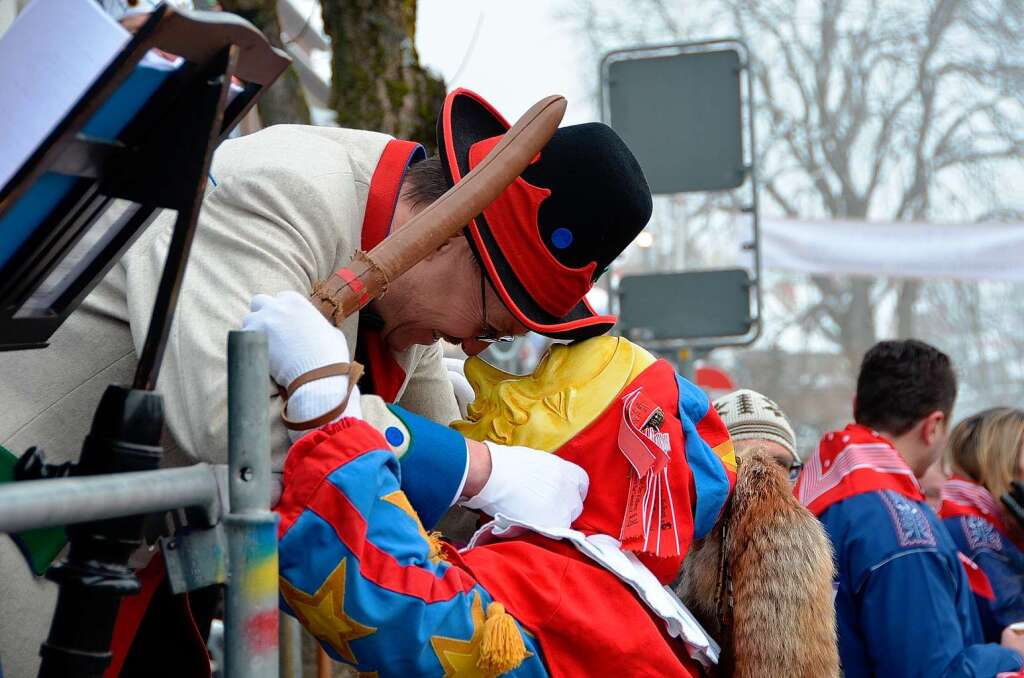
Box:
[0,331,278,678]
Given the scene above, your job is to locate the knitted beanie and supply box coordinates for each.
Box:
[713,389,799,463]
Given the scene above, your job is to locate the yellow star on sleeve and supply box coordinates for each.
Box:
[381,490,446,564]
[430,591,533,677]
[280,558,375,665]
[430,591,490,677]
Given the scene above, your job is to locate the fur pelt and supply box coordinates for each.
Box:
[679,451,839,677]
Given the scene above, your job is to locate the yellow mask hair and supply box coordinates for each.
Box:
[452,336,656,452]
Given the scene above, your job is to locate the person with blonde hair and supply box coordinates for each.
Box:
[940,407,1024,641]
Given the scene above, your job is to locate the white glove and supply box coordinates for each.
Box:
[242,291,361,441]
[461,441,589,529]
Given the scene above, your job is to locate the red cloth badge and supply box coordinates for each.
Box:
[617,386,681,558]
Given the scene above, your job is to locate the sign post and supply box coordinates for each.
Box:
[600,39,762,351]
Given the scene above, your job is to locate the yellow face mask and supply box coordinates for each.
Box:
[452,336,656,453]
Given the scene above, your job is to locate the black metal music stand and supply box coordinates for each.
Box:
[0,6,289,675]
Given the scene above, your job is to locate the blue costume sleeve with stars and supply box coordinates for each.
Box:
[821,491,1023,678]
[275,417,548,677]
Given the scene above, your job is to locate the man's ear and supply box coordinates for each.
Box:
[921,411,947,446]
[424,233,466,261]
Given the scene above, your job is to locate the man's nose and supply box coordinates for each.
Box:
[461,339,489,356]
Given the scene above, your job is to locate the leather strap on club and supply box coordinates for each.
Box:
[278,361,364,431]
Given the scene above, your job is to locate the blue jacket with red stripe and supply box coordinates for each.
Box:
[820,491,1022,677]
[798,426,1023,677]
[942,514,1024,641]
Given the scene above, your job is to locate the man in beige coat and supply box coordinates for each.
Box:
[0,88,652,675]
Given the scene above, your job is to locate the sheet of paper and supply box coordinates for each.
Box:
[0,0,130,190]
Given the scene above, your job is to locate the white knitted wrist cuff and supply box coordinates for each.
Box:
[281,353,349,389]
[286,377,361,427]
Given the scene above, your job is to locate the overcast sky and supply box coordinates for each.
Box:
[416,0,597,125]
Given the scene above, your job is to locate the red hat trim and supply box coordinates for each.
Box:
[468,136,596,318]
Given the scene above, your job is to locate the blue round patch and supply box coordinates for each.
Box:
[551,227,573,249]
[384,426,405,447]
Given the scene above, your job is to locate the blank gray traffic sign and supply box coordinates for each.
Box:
[605,48,744,194]
[617,269,753,341]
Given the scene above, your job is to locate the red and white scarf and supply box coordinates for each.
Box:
[795,423,923,516]
[940,475,1024,550]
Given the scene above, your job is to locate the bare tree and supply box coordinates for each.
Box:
[564,0,1024,369]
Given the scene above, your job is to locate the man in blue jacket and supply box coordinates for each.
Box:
[795,339,1024,677]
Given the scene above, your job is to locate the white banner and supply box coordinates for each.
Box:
[761,218,1024,282]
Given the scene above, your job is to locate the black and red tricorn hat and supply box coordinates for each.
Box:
[437,88,653,341]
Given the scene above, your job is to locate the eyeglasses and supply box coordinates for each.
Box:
[475,267,515,344]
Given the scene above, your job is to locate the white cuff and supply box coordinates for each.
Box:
[451,439,472,507]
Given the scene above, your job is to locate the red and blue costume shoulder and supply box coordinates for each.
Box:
[941,477,1024,642]
[795,425,1022,678]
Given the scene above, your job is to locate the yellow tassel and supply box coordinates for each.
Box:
[426,531,449,563]
[478,602,527,675]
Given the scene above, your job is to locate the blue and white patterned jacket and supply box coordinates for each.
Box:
[819,489,1023,677]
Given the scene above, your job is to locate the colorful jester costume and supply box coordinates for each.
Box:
[275,336,736,676]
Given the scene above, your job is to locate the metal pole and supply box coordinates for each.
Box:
[0,464,219,533]
[741,43,764,346]
[224,330,279,678]
[279,613,303,678]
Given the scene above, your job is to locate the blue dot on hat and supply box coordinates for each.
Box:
[551,227,573,249]
[385,426,405,447]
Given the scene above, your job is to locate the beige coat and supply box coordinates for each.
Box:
[0,125,460,677]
